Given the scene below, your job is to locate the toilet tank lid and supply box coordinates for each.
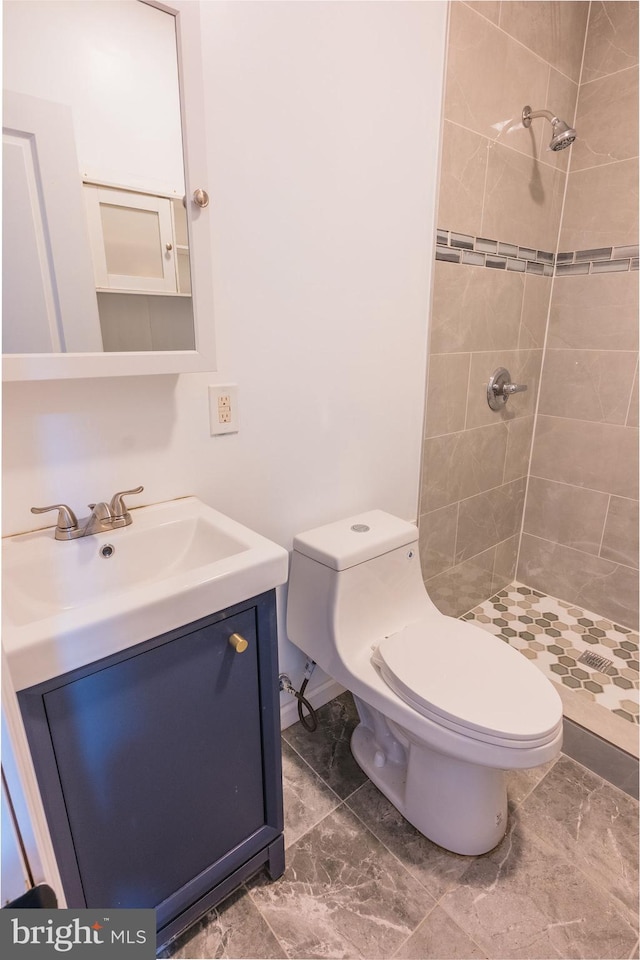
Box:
[292,510,418,570]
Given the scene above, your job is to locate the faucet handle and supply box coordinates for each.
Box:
[502,381,527,396]
[109,486,144,521]
[487,367,528,411]
[31,503,78,531]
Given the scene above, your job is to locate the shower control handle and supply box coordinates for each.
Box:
[503,382,527,396]
[487,367,528,410]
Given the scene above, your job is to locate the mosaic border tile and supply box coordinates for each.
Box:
[436,229,639,277]
[462,582,639,726]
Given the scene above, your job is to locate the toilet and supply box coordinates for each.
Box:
[286,510,563,855]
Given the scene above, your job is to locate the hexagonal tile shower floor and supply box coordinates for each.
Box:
[462,583,639,750]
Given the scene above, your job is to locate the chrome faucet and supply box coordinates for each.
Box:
[487,368,528,411]
[31,487,144,541]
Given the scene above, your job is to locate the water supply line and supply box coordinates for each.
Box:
[279,660,318,732]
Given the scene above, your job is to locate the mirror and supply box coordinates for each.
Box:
[2,0,216,380]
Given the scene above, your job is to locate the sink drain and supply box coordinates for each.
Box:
[577,650,614,674]
[99,543,115,559]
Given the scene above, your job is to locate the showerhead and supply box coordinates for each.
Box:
[522,105,577,152]
[548,117,577,151]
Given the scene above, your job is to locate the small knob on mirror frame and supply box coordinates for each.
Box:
[228,633,249,653]
[192,188,210,208]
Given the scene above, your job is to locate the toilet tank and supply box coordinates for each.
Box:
[287,511,432,674]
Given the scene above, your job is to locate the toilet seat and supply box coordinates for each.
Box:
[373,618,562,749]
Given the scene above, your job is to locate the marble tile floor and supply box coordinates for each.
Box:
[161,693,639,960]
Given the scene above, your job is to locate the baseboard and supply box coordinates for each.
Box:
[279,677,345,730]
[562,717,639,800]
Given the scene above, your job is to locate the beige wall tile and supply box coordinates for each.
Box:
[456,477,526,563]
[459,425,510,506]
[571,67,639,172]
[466,348,542,429]
[425,545,496,617]
[582,1,639,83]
[559,158,639,251]
[601,496,639,569]
[492,534,519,594]
[498,1,589,83]
[530,415,639,500]
[504,415,535,483]
[424,352,471,438]
[523,475,609,555]
[421,433,463,513]
[517,533,638,629]
[445,2,549,158]
[420,422,508,512]
[423,0,638,622]
[627,364,639,427]
[538,348,638,424]
[430,261,524,354]
[547,273,639,351]
[519,274,552,349]
[437,122,488,236]
[464,1,501,26]
[482,142,566,251]
[418,502,458,580]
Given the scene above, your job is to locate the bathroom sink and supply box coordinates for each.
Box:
[2,497,289,690]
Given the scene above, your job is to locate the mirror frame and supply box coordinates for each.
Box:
[2,0,216,381]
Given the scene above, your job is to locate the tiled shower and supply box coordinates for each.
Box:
[419,2,638,741]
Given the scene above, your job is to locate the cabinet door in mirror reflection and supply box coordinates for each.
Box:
[2,0,195,355]
[83,185,194,352]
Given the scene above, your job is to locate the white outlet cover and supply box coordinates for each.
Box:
[208,384,238,435]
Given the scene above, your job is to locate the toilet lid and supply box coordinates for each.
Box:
[374,619,562,744]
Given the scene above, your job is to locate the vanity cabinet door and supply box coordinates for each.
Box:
[19,593,283,933]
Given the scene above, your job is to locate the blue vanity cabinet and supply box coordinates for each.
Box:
[18,590,284,947]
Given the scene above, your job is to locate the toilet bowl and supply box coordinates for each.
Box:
[286,510,563,855]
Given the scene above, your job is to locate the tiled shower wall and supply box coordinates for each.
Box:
[520,0,639,630]
[419,1,639,628]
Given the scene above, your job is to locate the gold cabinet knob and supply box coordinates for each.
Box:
[228,632,248,653]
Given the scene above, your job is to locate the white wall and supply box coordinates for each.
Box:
[2,1,447,692]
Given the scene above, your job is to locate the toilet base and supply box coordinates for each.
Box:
[350,712,508,856]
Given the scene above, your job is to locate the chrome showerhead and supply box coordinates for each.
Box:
[522,105,577,151]
[548,117,577,151]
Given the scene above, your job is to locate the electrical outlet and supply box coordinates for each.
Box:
[218,394,231,423]
[208,384,238,435]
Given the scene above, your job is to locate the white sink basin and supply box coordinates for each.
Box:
[2,497,289,690]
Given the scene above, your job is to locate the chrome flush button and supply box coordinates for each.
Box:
[350,524,370,533]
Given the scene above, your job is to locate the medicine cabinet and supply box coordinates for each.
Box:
[2,0,216,380]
